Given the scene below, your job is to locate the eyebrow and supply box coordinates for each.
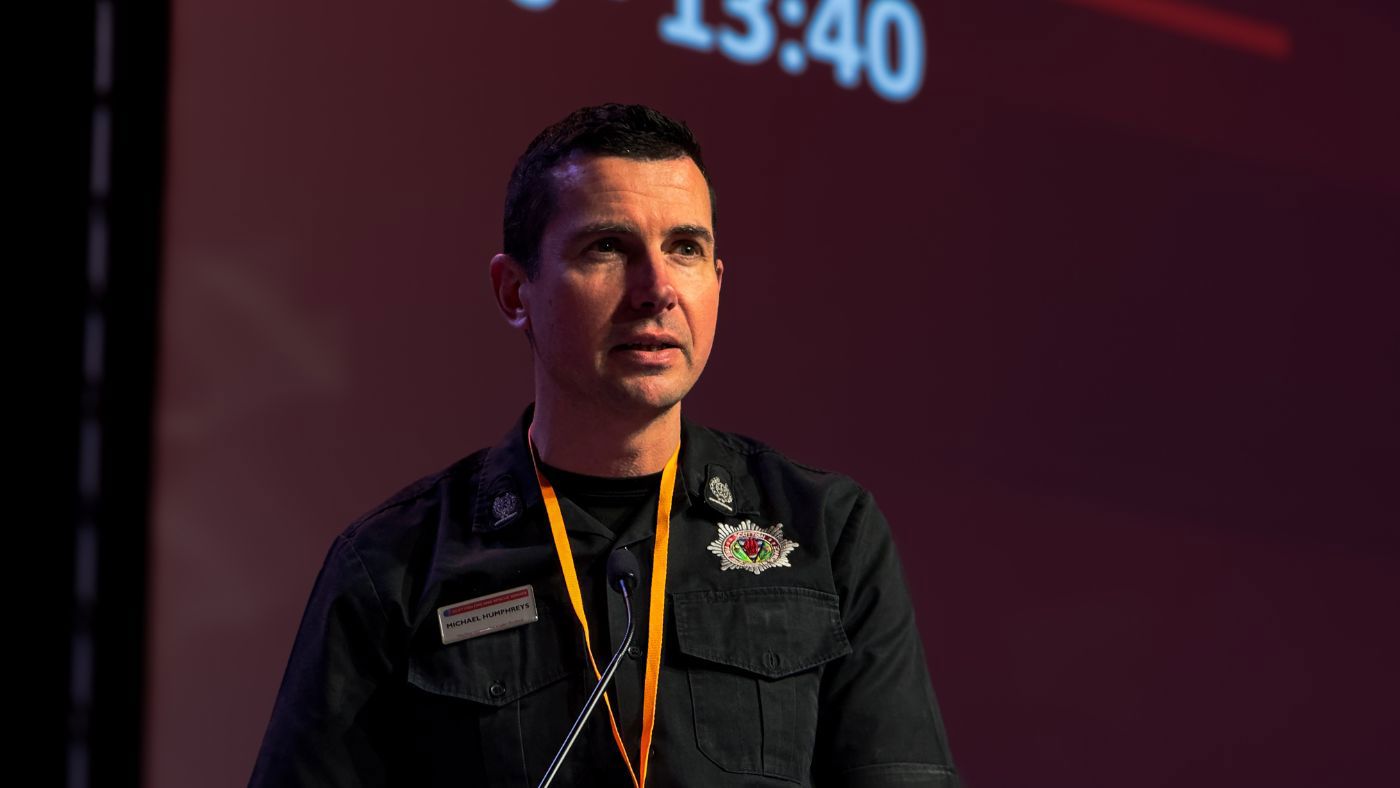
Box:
[573,222,640,239]
[570,222,715,248]
[669,224,715,247]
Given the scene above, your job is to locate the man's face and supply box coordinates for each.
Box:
[516,154,723,416]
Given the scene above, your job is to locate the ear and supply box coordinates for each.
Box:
[714,256,724,288]
[489,253,531,331]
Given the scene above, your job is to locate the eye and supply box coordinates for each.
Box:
[673,240,704,257]
[583,237,623,259]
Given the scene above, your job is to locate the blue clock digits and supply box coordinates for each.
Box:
[864,0,924,101]
[518,0,925,103]
[779,41,807,73]
[779,0,806,27]
[718,0,778,64]
[660,0,717,51]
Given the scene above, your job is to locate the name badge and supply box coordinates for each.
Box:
[436,584,538,645]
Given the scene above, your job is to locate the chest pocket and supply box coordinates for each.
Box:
[404,602,581,786]
[672,586,852,782]
[407,602,577,704]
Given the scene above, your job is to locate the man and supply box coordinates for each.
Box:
[252,104,959,787]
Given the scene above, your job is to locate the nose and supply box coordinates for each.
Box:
[627,248,678,315]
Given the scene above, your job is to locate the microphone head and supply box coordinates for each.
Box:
[606,548,640,594]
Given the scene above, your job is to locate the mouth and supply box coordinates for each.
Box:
[612,338,684,365]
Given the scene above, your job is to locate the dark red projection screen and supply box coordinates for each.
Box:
[148,1,1400,786]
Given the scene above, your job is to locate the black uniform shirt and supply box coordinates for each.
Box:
[251,409,960,787]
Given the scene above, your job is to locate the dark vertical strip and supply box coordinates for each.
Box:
[70,0,170,785]
[37,1,97,785]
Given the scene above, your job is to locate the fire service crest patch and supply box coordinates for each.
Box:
[707,520,798,575]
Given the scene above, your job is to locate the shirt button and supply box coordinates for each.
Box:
[764,651,781,670]
[488,681,507,698]
[627,646,643,659]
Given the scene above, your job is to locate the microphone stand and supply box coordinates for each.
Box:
[537,559,638,788]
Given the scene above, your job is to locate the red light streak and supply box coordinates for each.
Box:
[1063,0,1293,60]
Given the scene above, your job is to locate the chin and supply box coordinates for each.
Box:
[609,380,691,414]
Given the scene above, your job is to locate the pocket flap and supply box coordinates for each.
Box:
[407,605,578,707]
[671,587,851,679]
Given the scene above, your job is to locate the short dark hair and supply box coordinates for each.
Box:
[503,104,717,278]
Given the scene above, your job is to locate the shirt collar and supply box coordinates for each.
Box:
[470,405,761,534]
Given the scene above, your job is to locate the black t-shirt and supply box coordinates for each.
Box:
[538,460,664,768]
[538,461,662,537]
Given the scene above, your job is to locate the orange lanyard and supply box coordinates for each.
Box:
[528,429,677,788]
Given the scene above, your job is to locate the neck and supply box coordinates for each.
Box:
[530,395,681,478]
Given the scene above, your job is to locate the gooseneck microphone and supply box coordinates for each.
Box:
[606,547,641,595]
[537,548,640,788]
